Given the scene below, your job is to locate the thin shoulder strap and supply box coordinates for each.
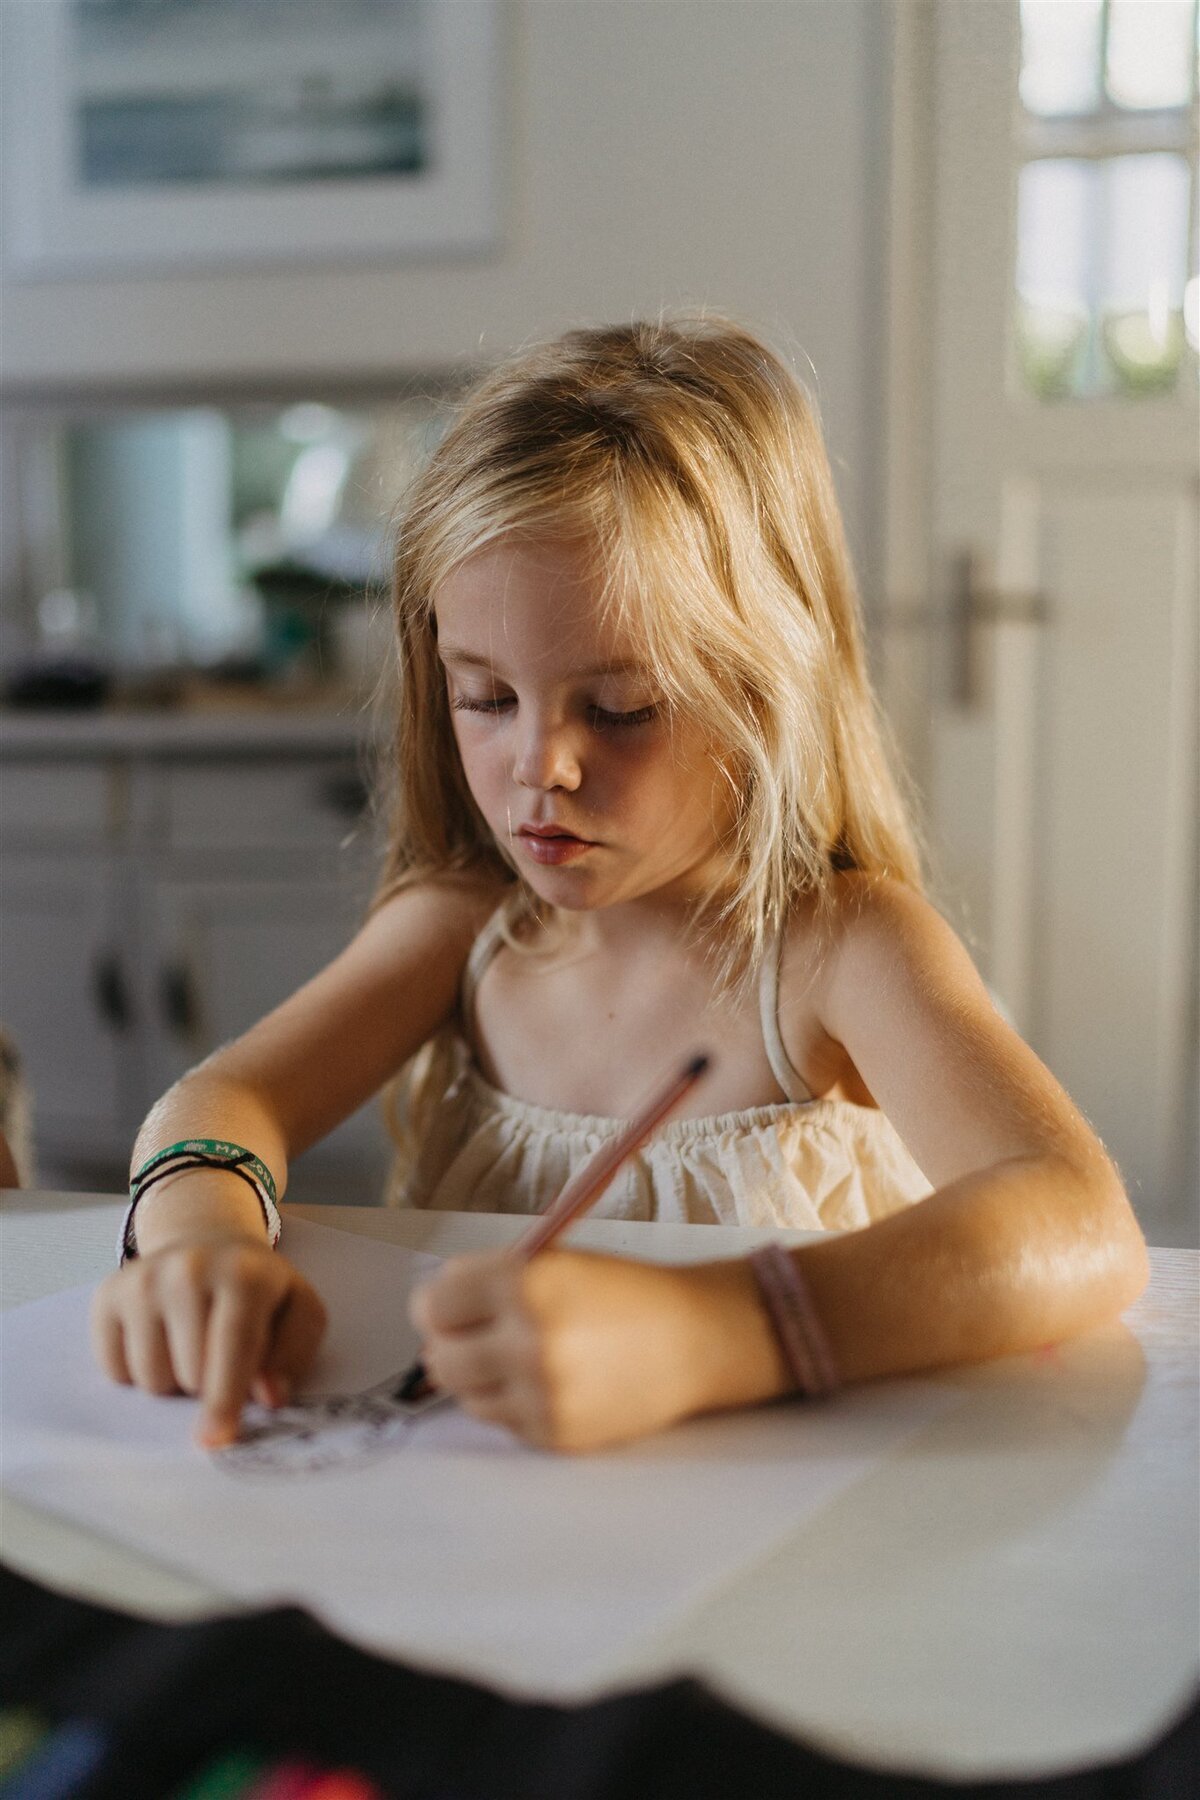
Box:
[460,901,510,1030]
[758,923,816,1105]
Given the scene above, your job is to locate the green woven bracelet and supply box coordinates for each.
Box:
[131,1138,279,1208]
[121,1138,283,1264]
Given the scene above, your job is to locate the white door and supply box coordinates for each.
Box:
[881,0,1198,1244]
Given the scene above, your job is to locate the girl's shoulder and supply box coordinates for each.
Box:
[782,872,948,986]
[364,871,511,966]
[777,875,958,1100]
[781,870,1001,1064]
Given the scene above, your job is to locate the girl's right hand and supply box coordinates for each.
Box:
[89,1231,328,1449]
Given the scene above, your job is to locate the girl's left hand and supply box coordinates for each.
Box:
[409,1249,725,1452]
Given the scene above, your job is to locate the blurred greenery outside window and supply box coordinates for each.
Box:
[1016,0,1199,400]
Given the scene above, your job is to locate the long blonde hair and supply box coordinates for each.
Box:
[376,315,922,981]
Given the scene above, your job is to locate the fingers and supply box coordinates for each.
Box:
[124,1311,182,1396]
[457,1375,554,1447]
[90,1286,132,1387]
[90,1270,180,1394]
[410,1253,516,1336]
[260,1282,329,1400]
[421,1330,542,1439]
[90,1241,329,1452]
[423,1322,515,1397]
[412,1249,700,1453]
[160,1263,208,1396]
[413,1253,554,1440]
[197,1278,274,1448]
[196,1267,328,1444]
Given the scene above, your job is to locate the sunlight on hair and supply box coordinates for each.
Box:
[376,315,923,1007]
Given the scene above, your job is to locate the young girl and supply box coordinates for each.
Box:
[91,317,1147,1454]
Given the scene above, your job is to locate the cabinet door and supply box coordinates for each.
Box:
[143,874,392,1202]
[0,852,136,1158]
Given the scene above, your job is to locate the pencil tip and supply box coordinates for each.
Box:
[395,1361,430,1402]
[686,1052,711,1078]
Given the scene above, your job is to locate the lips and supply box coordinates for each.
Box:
[517,823,595,866]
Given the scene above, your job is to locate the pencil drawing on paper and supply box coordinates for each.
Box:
[216,1393,420,1477]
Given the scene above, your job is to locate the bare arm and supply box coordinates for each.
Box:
[409,880,1148,1451]
[678,881,1148,1416]
[788,879,1148,1379]
[93,878,502,1441]
[129,878,501,1253]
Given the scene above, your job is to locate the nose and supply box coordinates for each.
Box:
[512,715,582,792]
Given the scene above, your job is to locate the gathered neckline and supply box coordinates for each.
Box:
[455,1054,888,1144]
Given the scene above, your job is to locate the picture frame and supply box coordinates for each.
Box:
[0,0,501,279]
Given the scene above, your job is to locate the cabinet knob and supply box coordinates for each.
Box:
[93,954,132,1031]
[317,769,370,820]
[160,960,199,1037]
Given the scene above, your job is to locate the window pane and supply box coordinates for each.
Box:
[1020,0,1104,115]
[1105,0,1196,111]
[1185,174,1199,352]
[1099,153,1191,390]
[1016,159,1093,395]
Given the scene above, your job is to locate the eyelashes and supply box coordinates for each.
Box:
[450,695,659,730]
[449,695,512,715]
[592,704,658,729]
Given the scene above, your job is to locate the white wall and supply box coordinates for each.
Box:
[0,0,889,594]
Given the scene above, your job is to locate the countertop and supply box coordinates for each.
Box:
[0,692,382,757]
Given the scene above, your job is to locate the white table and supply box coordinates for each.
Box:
[2,1190,1197,1779]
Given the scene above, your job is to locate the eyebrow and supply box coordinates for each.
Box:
[436,647,645,679]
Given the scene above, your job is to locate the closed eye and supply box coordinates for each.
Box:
[451,695,658,728]
[589,704,659,729]
[451,694,514,715]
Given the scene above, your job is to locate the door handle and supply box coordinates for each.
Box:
[160,959,200,1038]
[317,768,370,820]
[949,549,1048,708]
[93,953,132,1031]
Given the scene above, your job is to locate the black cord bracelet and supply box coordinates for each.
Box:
[119,1154,282,1263]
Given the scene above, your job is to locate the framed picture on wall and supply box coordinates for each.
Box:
[0,0,501,278]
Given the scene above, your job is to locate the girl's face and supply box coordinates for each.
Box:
[433,537,733,914]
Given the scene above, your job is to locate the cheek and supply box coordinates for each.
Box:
[664,746,730,834]
[452,721,504,807]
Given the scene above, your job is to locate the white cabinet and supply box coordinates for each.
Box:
[0,735,393,1202]
[0,849,136,1157]
[143,874,379,1175]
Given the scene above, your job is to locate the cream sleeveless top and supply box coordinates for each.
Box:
[390,908,933,1230]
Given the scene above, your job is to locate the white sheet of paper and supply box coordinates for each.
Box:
[1,1217,962,1697]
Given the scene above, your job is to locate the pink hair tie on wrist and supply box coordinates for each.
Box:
[749,1242,840,1398]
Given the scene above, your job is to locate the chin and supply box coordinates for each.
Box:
[524,875,605,911]
[518,863,620,912]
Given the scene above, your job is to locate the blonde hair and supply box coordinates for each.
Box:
[376,315,922,982]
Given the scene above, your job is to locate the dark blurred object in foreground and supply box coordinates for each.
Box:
[1,1566,1196,1800]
